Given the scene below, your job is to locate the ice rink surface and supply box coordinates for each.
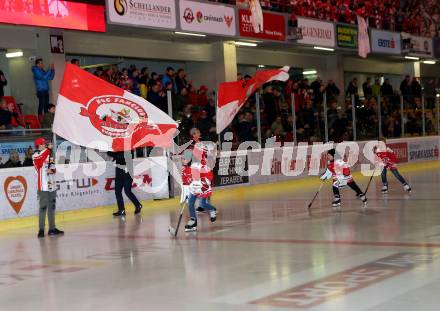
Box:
[1,163,440,311]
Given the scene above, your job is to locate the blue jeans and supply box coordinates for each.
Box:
[381,168,407,185]
[37,91,50,115]
[188,194,215,219]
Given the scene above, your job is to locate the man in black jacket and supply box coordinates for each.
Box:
[107,150,142,217]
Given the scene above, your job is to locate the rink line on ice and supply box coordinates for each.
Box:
[1,159,440,233]
[75,232,440,249]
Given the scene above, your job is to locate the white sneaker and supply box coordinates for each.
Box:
[381,185,388,194]
[404,184,411,192]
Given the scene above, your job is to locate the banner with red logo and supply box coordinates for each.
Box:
[216,66,290,134]
[54,64,178,152]
[238,9,286,41]
[0,0,105,32]
[179,0,236,36]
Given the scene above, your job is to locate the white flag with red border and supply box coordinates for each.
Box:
[54,64,178,152]
[216,66,289,134]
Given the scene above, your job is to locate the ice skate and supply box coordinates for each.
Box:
[332,197,341,210]
[209,209,217,222]
[184,218,197,232]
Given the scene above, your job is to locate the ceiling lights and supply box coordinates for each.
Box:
[174,31,206,37]
[404,56,420,60]
[234,41,258,47]
[5,51,23,58]
[423,60,436,64]
[303,70,317,75]
[313,46,335,52]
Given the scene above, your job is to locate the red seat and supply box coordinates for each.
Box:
[24,115,41,133]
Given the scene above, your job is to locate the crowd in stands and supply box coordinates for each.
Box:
[215,0,440,37]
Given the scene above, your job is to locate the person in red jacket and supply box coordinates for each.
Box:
[32,137,64,238]
[320,149,367,208]
[375,138,411,193]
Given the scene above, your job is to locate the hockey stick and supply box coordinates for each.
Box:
[307,181,324,210]
[168,200,187,238]
[364,167,377,195]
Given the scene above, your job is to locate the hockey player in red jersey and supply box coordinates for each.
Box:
[375,138,411,193]
[320,149,367,208]
[181,128,217,232]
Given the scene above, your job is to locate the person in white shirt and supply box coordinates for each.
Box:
[32,137,64,238]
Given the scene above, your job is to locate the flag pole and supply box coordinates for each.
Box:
[256,92,262,146]
[216,90,221,151]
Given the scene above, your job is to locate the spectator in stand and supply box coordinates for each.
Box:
[177,104,194,141]
[139,67,149,99]
[195,110,215,141]
[237,73,243,81]
[263,86,277,125]
[0,70,7,97]
[94,67,104,78]
[372,78,381,98]
[197,85,209,108]
[118,68,133,92]
[424,79,437,109]
[32,58,55,116]
[131,68,141,96]
[346,78,359,102]
[147,83,167,113]
[70,59,80,66]
[326,80,340,101]
[236,111,256,142]
[175,69,189,94]
[41,104,55,129]
[327,99,339,129]
[148,72,159,87]
[22,147,34,167]
[400,75,412,99]
[362,77,373,99]
[411,78,422,100]
[271,116,286,137]
[311,77,324,104]
[174,87,189,118]
[0,97,22,135]
[301,97,317,139]
[1,150,22,168]
[162,67,175,92]
[381,78,394,98]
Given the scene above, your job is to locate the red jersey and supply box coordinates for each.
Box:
[376,147,398,169]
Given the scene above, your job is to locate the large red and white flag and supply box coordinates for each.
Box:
[357,15,371,58]
[54,64,178,152]
[216,66,289,134]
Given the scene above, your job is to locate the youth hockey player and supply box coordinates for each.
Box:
[375,138,411,193]
[320,149,367,208]
[184,167,217,232]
